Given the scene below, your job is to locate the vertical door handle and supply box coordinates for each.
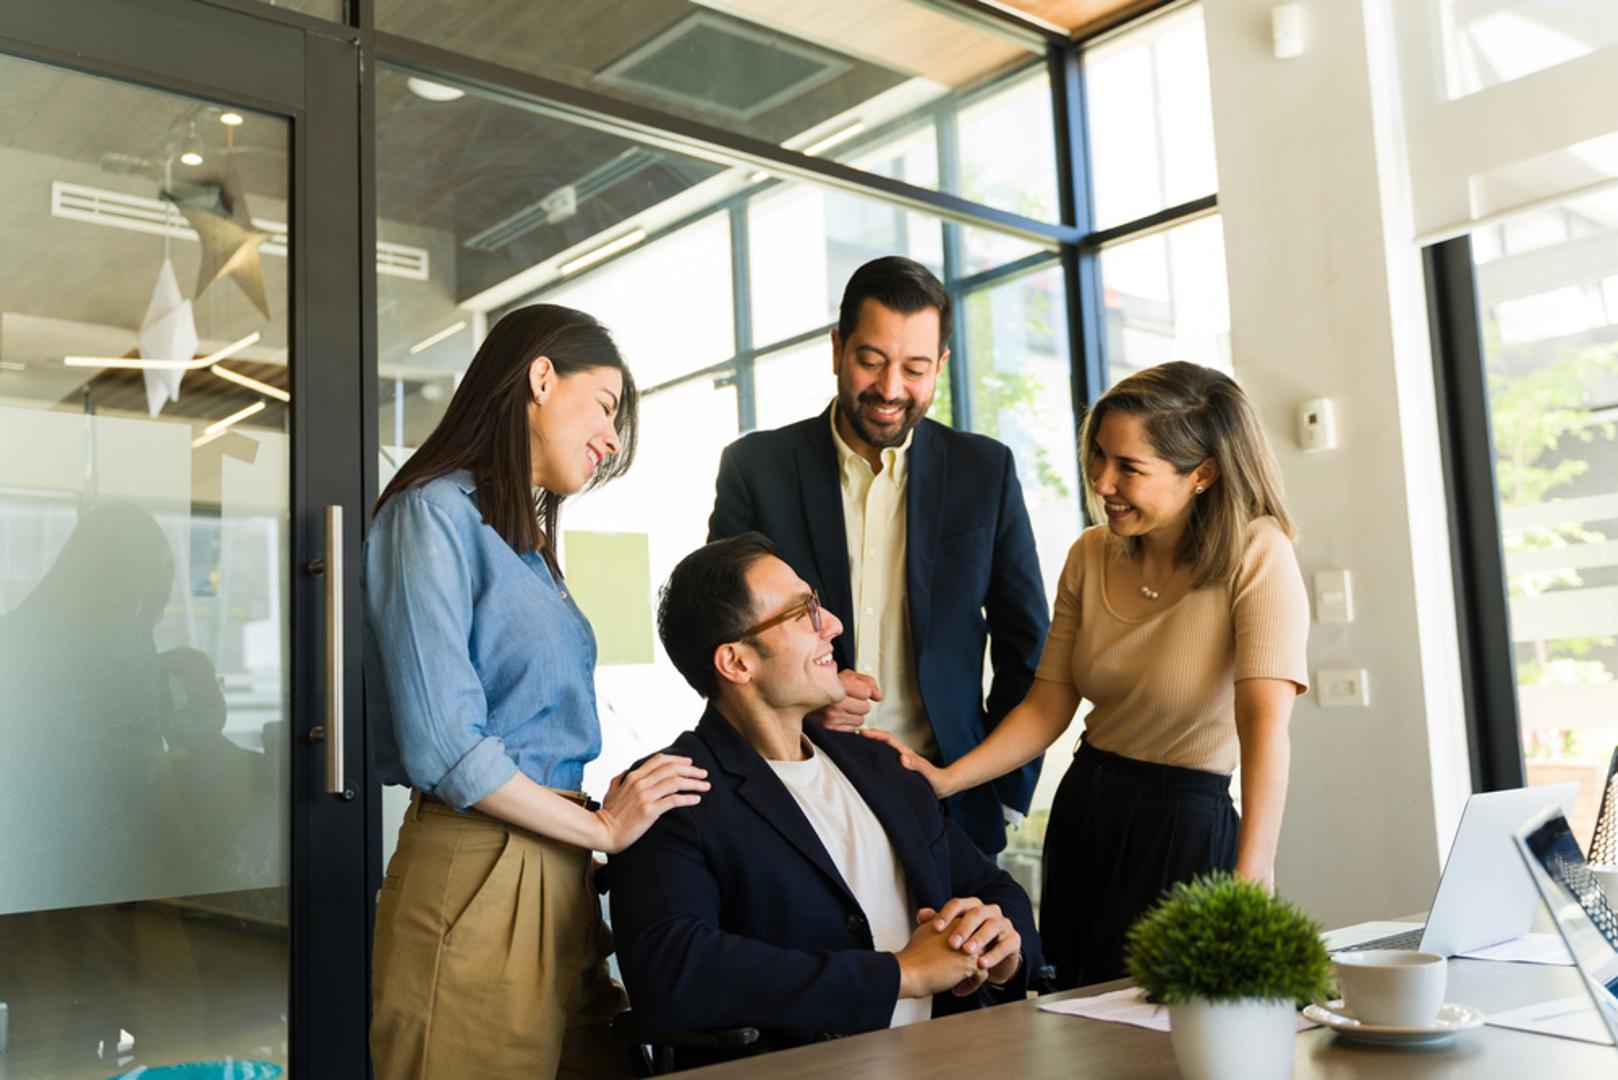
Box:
[306,505,347,798]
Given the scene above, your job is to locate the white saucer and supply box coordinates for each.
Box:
[1302,1001,1485,1047]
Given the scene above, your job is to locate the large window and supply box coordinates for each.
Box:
[1464,191,1618,844]
[367,0,1240,908]
[371,60,1071,817]
[1083,3,1230,388]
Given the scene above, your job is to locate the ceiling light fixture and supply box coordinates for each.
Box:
[748,170,770,183]
[559,229,647,276]
[406,77,466,102]
[408,320,468,355]
[0,360,25,372]
[802,121,865,157]
[202,399,267,438]
[65,331,262,372]
[180,120,204,167]
[210,363,290,402]
[220,111,244,127]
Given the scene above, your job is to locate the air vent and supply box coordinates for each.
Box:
[598,12,850,122]
[51,180,430,281]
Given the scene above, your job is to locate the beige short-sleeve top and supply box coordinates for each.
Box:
[1034,516,1310,774]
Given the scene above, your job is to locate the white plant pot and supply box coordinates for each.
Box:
[1167,997,1296,1080]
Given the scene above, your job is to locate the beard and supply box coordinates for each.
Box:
[837,384,931,450]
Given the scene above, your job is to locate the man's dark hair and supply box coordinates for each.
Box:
[836,255,952,352]
[658,533,777,699]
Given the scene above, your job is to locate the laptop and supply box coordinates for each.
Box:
[1513,807,1618,1046]
[1332,783,1578,956]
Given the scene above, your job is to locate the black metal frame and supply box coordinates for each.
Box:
[1424,237,1527,792]
[0,1,372,1075]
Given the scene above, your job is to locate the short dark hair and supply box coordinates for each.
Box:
[837,256,951,352]
[658,533,778,699]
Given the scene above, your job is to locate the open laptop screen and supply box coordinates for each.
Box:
[1515,809,1618,1044]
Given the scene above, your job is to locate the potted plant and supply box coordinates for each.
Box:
[1125,872,1334,1080]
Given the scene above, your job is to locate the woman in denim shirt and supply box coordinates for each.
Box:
[365,305,709,1079]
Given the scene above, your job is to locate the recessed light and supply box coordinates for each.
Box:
[180,150,203,166]
[407,77,466,102]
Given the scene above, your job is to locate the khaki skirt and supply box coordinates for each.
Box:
[370,791,628,1079]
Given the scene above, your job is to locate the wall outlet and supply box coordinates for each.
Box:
[1313,568,1354,623]
[1318,668,1370,707]
[1297,397,1337,452]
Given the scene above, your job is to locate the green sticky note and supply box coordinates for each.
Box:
[563,530,654,665]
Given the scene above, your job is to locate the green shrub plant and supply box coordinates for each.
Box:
[1125,872,1335,1006]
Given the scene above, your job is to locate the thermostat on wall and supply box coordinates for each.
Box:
[1297,397,1337,452]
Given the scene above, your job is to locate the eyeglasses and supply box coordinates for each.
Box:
[736,589,822,640]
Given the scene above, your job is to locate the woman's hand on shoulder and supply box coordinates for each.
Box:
[860,729,957,799]
[595,753,709,853]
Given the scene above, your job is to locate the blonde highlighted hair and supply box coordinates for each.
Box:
[1079,361,1295,589]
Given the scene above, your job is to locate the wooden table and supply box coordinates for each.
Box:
[683,955,1615,1078]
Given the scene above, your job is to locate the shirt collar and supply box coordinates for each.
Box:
[829,402,912,485]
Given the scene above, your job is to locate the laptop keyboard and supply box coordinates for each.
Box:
[1335,928,1425,952]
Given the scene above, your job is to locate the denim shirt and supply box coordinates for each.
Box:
[363,470,600,808]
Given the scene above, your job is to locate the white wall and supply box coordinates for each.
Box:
[1201,0,1473,926]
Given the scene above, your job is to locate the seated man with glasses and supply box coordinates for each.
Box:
[609,532,1038,1052]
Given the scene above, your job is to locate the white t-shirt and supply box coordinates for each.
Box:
[767,742,934,1028]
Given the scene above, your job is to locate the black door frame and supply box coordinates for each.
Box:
[0,1,372,1074]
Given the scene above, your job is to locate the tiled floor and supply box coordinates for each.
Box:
[0,901,288,1079]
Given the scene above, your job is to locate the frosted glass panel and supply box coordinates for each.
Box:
[0,52,290,1075]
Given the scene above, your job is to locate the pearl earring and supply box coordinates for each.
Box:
[1195,485,1205,494]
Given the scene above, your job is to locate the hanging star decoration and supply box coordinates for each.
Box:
[136,257,198,417]
[162,161,272,320]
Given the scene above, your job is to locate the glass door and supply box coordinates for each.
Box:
[0,3,368,1076]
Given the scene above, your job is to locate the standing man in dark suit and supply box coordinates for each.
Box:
[707,256,1049,855]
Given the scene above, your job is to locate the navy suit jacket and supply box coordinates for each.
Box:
[608,709,1040,1049]
[708,406,1050,853]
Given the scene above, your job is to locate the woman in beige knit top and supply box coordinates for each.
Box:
[865,361,1309,988]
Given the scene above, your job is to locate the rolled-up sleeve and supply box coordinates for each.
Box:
[367,494,517,808]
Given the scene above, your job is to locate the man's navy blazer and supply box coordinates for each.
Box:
[708,406,1050,853]
[608,708,1040,1048]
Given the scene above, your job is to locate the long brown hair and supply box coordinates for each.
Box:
[376,304,639,558]
[1078,361,1294,589]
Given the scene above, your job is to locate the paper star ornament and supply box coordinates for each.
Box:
[164,166,272,320]
[137,257,197,417]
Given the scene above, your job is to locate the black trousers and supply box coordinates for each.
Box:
[1039,736,1239,989]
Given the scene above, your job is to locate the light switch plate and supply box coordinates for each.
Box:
[1318,668,1370,707]
[1313,568,1354,624]
[1297,397,1337,452]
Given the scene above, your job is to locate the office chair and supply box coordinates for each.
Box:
[1589,743,1618,866]
[593,862,764,1076]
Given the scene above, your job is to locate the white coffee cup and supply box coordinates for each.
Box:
[1591,864,1618,911]
[1332,949,1446,1027]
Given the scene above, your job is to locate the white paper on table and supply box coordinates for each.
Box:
[1455,933,1575,966]
[1038,986,1319,1033]
[1487,995,1615,1045]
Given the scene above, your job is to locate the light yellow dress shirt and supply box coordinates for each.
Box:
[829,407,937,760]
